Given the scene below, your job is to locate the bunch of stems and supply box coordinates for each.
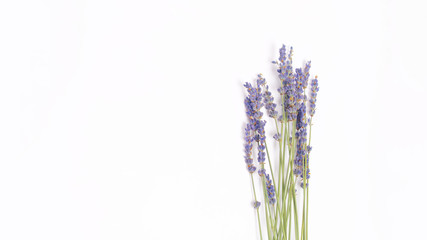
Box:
[249,85,315,240]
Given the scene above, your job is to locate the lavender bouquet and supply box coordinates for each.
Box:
[243,45,319,240]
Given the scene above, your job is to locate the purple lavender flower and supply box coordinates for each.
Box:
[296,103,308,130]
[244,124,257,174]
[295,68,305,108]
[248,165,257,173]
[300,166,311,187]
[258,168,266,177]
[253,201,261,209]
[244,76,266,124]
[265,174,276,204]
[262,83,278,119]
[244,75,268,171]
[275,45,298,121]
[273,133,281,141]
[256,120,267,164]
[309,76,319,117]
[302,61,311,89]
[244,82,264,128]
[258,149,266,164]
[256,74,266,85]
[279,45,287,64]
[255,74,267,164]
[294,103,308,178]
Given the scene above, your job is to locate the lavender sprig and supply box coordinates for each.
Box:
[309,76,319,117]
[243,77,267,239]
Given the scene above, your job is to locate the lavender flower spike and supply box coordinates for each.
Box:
[295,68,305,108]
[294,103,308,178]
[260,77,278,119]
[244,75,267,170]
[302,61,311,89]
[265,174,276,204]
[309,76,319,117]
[275,45,298,121]
[244,123,256,173]
[256,119,267,164]
[253,75,267,164]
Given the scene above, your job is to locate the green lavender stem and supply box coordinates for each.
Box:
[261,174,272,240]
[305,121,313,240]
[306,187,309,240]
[265,142,277,204]
[274,116,284,235]
[290,121,299,240]
[251,174,263,240]
[287,201,292,240]
[265,143,279,239]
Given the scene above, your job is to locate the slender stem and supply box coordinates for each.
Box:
[265,143,277,201]
[281,164,292,240]
[306,120,313,240]
[275,119,284,231]
[287,202,291,240]
[285,172,292,227]
[290,121,299,240]
[251,174,263,240]
[291,179,299,240]
[301,194,305,240]
[281,120,288,223]
[262,174,272,240]
[301,156,307,240]
[265,142,280,239]
[306,186,309,240]
[279,92,286,239]
[281,149,291,229]
[273,117,287,236]
[274,119,280,136]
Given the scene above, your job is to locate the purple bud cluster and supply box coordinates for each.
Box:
[258,74,278,119]
[255,76,267,164]
[256,120,266,164]
[243,81,263,124]
[265,174,276,204]
[275,45,299,121]
[309,76,319,116]
[258,168,266,177]
[295,68,305,107]
[243,75,268,173]
[303,61,311,87]
[294,103,308,176]
[244,124,256,173]
[293,103,311,188]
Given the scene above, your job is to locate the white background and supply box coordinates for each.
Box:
[1,0,426,239]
